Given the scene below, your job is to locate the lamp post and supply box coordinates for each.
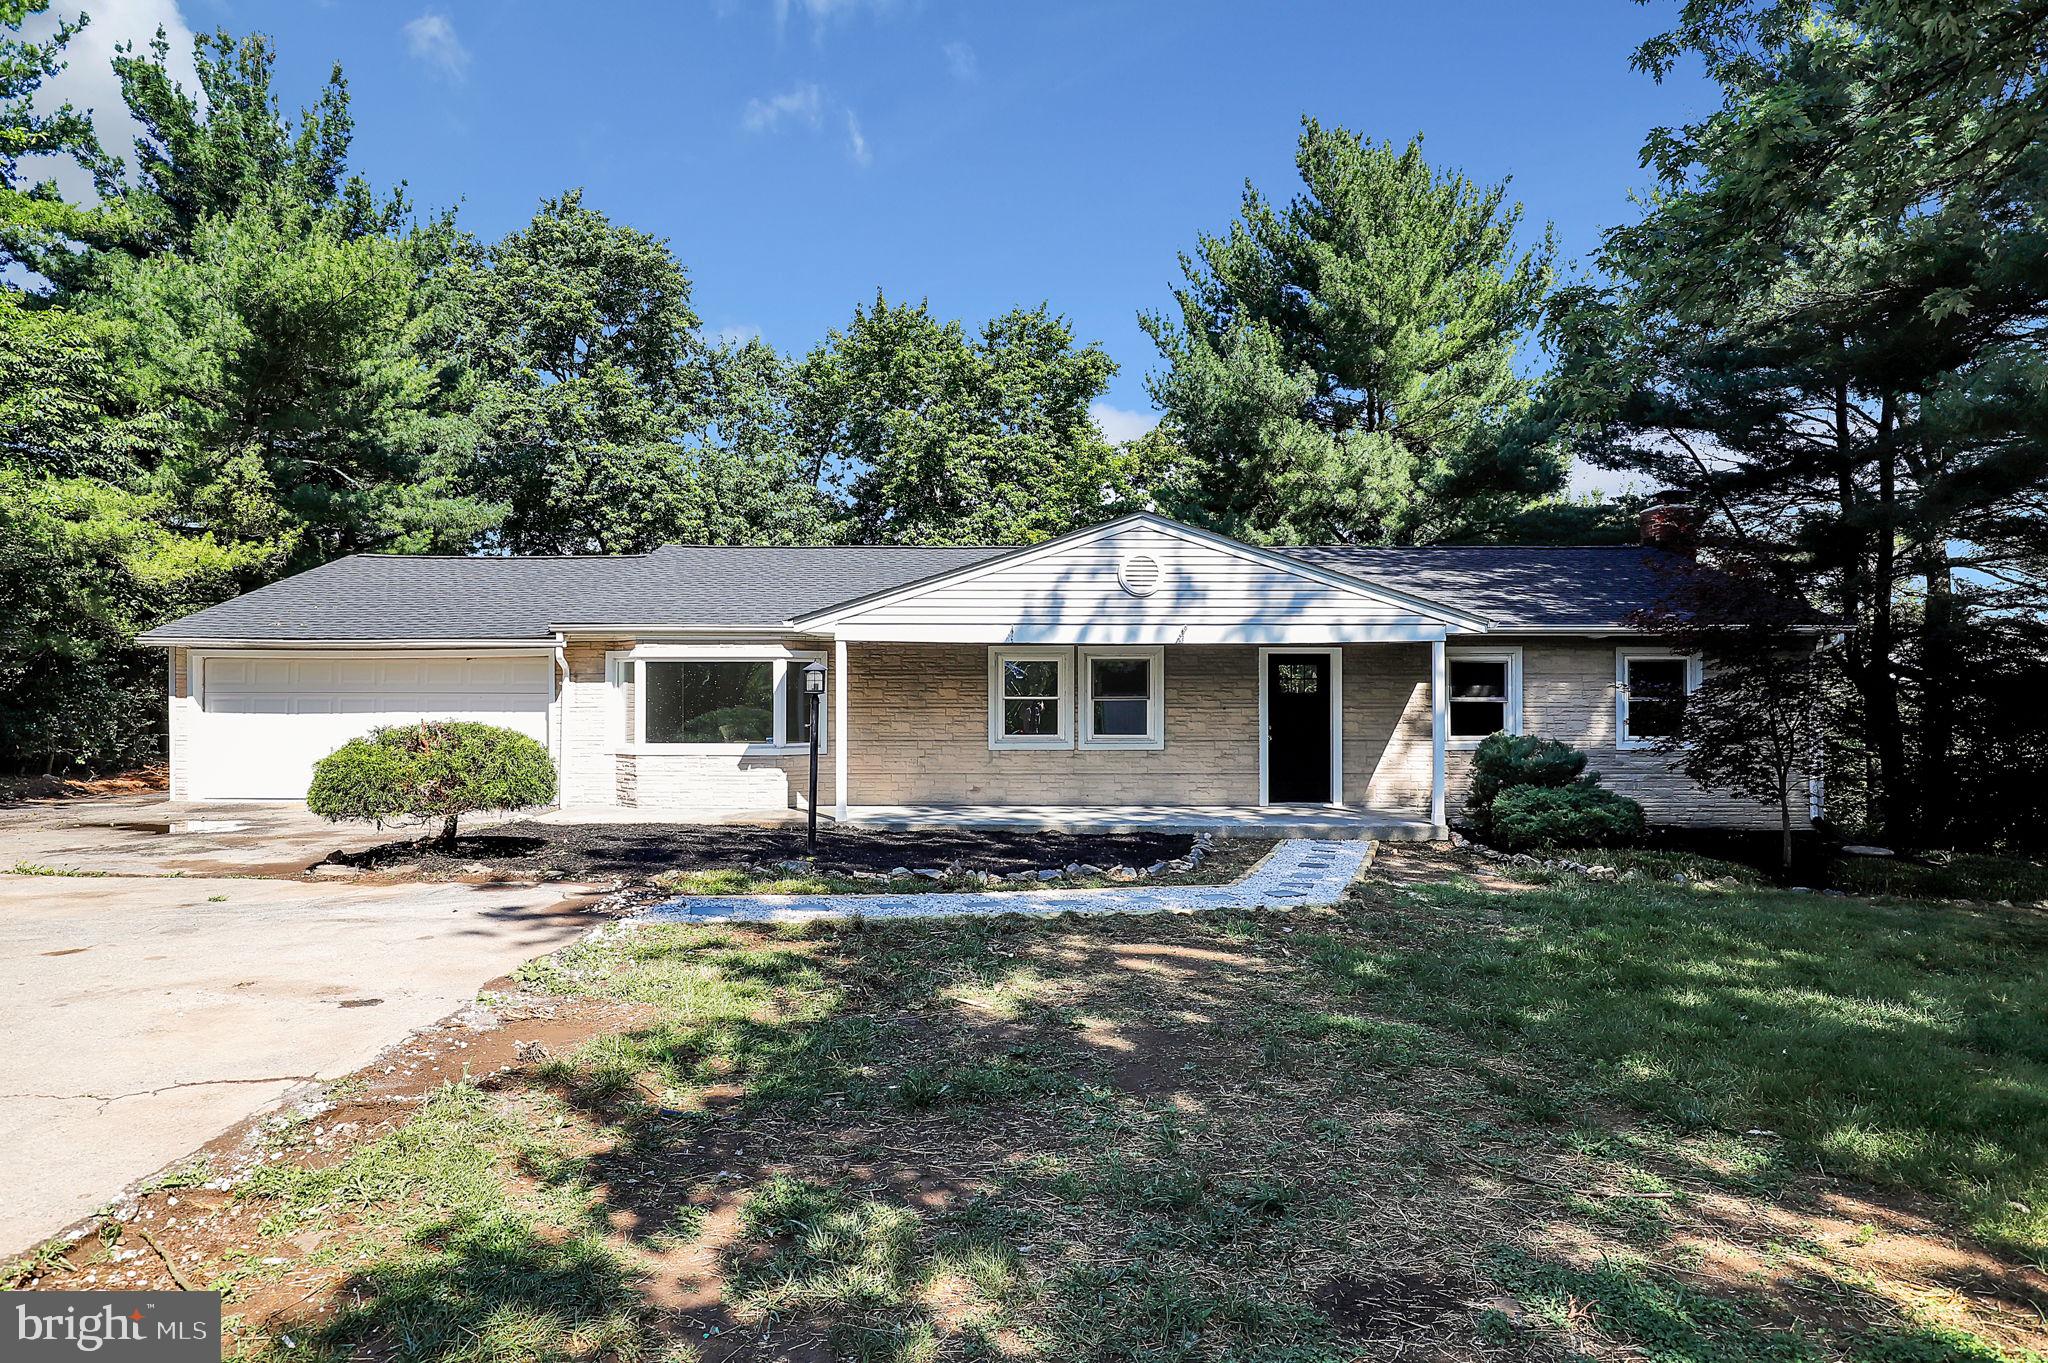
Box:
[802,660,827,853]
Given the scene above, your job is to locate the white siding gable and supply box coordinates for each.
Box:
[807,518,1484,644]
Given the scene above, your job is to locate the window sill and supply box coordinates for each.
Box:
[1078,736,1165,752]
[988,737,1074,752]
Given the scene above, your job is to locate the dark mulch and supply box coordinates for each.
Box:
[334,820,1197,880]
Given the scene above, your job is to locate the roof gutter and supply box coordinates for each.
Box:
[133,637,556,650]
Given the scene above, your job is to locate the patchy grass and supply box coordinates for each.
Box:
[24,848,2048,1363]
[9,860,108,877]
[1312,852,2048,1260]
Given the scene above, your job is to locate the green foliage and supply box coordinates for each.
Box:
[0,468,276,772]
[0,0,114,276]
[1542,0,2048,847]
[465,189,832,553]
[1489,783,1646,851]
[83,200,491,567]
[1465,732,1589,825]
[306,721,556,847]
[1142,118,1562,545]
[795,292,1146,545]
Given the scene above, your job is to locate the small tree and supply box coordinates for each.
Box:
[1637,561,1834,873]
[307,721,556,849]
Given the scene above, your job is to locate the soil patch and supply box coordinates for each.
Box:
[0,767,167,805]
[1310,1270,1473,1340]
[334,820,1198,881]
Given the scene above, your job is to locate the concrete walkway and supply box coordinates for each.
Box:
[645,838,1376,925]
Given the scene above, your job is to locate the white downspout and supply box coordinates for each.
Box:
[1430,637,1448,831]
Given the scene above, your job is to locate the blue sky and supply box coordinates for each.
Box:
[38,0,1713,466]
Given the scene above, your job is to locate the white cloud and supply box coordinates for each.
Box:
[742,85,869,166]
[1091,401,1160,445]
[713,323,763,348]
[762,0,887,38]
[741,82,823,132]
[942,40,978,82]
[402,12,470,80]
[18,0,199,200]
[844,109,870,167]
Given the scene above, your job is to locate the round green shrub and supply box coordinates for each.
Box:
[1465,732,1591,833]
[1490,783,1646,851]
[306,720,556,847]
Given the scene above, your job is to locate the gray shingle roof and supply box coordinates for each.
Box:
[137,545,1010,642]
[1279,545,1708,629]
[136,534,1713,643]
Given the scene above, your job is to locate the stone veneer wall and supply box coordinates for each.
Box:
[551,636,1804,828]
[556,638,836,812]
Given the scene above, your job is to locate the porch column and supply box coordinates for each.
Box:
[833,637,849,820]
[1429,637,1447,829]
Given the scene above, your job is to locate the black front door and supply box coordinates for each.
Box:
[1266,652,1331,803]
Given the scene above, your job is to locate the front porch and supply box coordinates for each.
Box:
[835,803,1444,841]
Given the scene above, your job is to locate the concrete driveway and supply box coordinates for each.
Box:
[0,796,441,878]
[0,870,598,1258]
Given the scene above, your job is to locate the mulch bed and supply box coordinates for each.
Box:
[334,820,1197,880]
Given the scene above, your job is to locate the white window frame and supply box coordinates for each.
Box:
[627,648,826,754]
[988,646,1073,750]
[1444,646,1522,749]
[1078,645,1166,750]
[1615,647,1701,751]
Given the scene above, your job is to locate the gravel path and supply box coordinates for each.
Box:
[642,838,1376,924]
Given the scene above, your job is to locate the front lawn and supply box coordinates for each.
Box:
[17,848,2048,1362]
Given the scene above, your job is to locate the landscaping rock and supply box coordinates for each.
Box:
[888,866,912,878]
[772,859,810,873]
[1036,868,1063,881]
[1107,865,1139,882]
[912,867,947,880]
[1143,861,1167,876]
[1841,844,1895,857]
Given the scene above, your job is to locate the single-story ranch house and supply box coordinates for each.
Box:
[138,511,1807,837]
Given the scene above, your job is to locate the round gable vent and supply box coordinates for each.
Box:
[1118,553,1162,597]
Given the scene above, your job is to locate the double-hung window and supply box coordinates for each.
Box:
[1080,646,1164,749]
[988,648,1072,749]
[1616,649,1699,749]
[633,653,825,750]
[1446,648,1521,745]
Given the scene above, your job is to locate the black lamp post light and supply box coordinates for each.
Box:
[803,660,827,853]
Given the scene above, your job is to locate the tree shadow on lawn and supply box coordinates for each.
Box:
[254,891,2048,1362]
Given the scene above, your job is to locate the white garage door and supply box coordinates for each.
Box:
[193,653,553,801]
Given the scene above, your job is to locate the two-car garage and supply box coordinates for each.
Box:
[183,652,553,801]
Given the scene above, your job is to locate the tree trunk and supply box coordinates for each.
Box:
[1864,396,1911,845]
[1780,797,1794,877]
[1915,540,1958,846]
[438,813,460,849]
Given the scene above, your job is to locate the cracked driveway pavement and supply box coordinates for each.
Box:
[0,871,599,1257]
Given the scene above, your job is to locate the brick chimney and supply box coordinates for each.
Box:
[1638,489,1700,556]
